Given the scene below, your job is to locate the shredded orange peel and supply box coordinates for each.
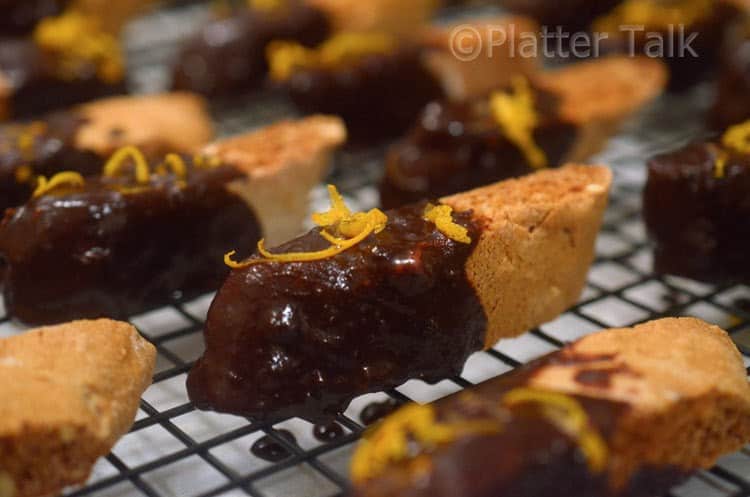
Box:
[502,387,609,473]
[267,32,397,81]
[424,203,471,244]
[715,119,750,178]
[225,185,388,268]
[350,403,501,483]
[490,76,547,170]
[33,171,85,198]
[103,146,152,184]
[33,10,123,83]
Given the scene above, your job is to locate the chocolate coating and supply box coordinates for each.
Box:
[188,201,486,422]
[171,3,330,96]
[0,160,261,325]
[0,38,125,119]
[379,88,578,208]
[644,141,750,284]
[350,351,684,497]
[711,22,750,130]
[283,48,444,143]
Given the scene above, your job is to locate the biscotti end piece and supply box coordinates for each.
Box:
[535,56,667,161]
[420,15,541,100]
[205,115,347,245]
[0,320,156,497]
[75,92,215,156]
[443,164,612,347]
[529,317,750,487]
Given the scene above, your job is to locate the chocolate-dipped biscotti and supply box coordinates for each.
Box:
[268,32,445,142]
[0,116,346,325]
[381,56,665,208]
[188,164,611,421]
[171,0,330,96]
[0,92,214,213]
[644,119,750,284]
[0,10,127,120]
[349,317,750,497]
[0,319,156,497]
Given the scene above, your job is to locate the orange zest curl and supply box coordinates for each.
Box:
[157,153,188,179]
[502,388,609,473]
[424,203,471,244]
[350,404,500,483]
[224,185,388,268]
[714,119,750,178]
[33,171,85,198]
[103,146,152,184]
[33,11,123,83]
[267,32,397,81]
[490,76,547,170]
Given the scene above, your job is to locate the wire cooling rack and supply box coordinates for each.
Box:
[1,2,750,497]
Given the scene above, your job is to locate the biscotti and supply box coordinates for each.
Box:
[0,92,214,213]
[380,56,664,207]
[0,319,156,497]
[188,164,611,421]
[349,317,750,497]
[0,115,346,325]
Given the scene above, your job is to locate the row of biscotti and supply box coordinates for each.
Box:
[2,316,749,497]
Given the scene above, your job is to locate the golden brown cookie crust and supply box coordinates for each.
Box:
[205,115,347,245]
[442,164,612,347]
[0,319,156,497]
[75,92,214,156]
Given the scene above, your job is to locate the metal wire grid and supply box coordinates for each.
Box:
[0,2,749,497]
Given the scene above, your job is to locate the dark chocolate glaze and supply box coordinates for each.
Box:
[250,429,296,462]
[187,201,486,422]
[0,111,187,214]
[350,350,687,497]
[379,88,578,209]
[360,399,400,425]
[0,112,100,213]
[0,38,125,119]
[283,48,445,144]
[312,422,344,442]
[644,141,750,284]
[0,159,261,325]
[0,0,69,36]
[711,23,750,130]
[499,0,623,32]
[598,3,738,91]
[171,2,330,96]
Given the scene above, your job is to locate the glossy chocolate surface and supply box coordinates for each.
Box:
[188,201,485,422]
[350,350,685,497]
[0,38,124,119]
[0,0,68,36]
[711,24,750,130]
[0,112,100,213]
[171,2,330,96]
[380,88,577,208]
[0,160,261,325]
[284,48,444,143]
[644,141,750,283]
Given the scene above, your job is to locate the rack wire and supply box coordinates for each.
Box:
[1,2,749,497]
